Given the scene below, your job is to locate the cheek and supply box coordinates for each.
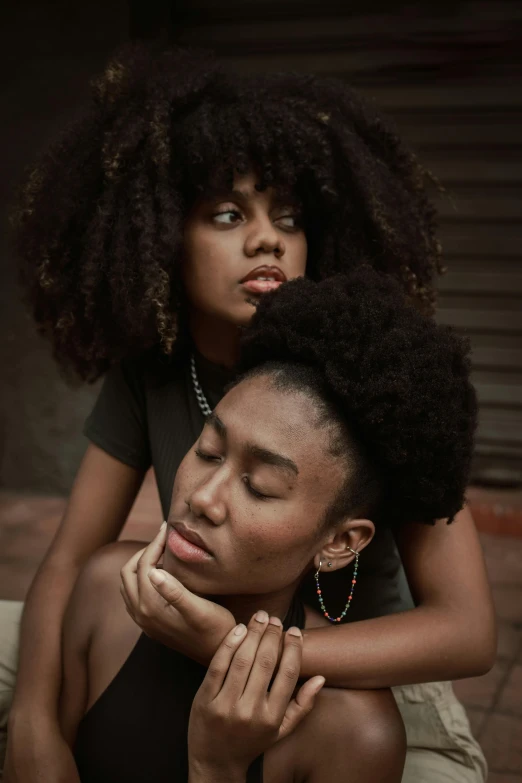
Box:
[183,240,241,311]
[185,227,238,275]
[184,241,220,285]
[286,234,308,275]
[234,507,316,567]
[169,453,197,512]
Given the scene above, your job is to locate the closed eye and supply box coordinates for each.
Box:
[242,476,271,501]
[194,448,221,462]
[195,448,274,500]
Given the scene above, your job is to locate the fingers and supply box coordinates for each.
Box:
[119,583,135,617]
[137,522,168,572]
[202,612,320,743]
[277,676,325,741]
[135,522,168,602]
[120,550,144,607]
[120,522,166,610]
[122,545,147,576]
[267,627,303,712]
[148,567,187,609]
[240,615,283,700]
[219,610,271,702]
[199,623,248,700]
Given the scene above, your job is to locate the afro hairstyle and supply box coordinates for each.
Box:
[237,267,476,528]
[13,44,442,382]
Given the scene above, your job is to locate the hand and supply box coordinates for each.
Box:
[4,714,80,783]
[120,522,236,665]
[188,611,325,779]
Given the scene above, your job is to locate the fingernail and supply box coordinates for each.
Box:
[149,568,165,585]
[255,610,269,623]
[269,616,282,626]
[234,623,247,636]
[315,676,326,691]
[160,521,167,531]
[287,626,301,637]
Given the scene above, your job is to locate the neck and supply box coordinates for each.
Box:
[210,583,299,627]
[189,312,241,369]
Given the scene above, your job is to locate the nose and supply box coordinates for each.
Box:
[244,216,285,260]
[186,468,227,527]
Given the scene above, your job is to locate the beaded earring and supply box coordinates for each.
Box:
[314,546,359,623]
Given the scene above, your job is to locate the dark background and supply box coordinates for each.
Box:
[1,0,521,494]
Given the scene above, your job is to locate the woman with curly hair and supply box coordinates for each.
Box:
[59,270,471,781]
[2,46,492,782]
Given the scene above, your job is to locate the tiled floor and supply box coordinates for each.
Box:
[1,474,522,779]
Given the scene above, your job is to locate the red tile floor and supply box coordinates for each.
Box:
[1,473,522,781]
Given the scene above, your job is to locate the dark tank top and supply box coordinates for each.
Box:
[74,596,306,782]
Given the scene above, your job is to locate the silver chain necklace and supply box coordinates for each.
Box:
[190,354,213,417]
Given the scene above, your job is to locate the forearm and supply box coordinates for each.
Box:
[189,761,246,783]
[10,449,143,719]
[9,558,82,720]
[302,603,496,689]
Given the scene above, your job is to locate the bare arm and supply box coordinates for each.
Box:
[5,444,145,778]
[50,538,134,777]
[300,505,496,688]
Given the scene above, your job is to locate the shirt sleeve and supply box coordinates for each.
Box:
[83,360,152,471]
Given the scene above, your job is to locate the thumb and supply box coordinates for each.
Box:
[277,676,325,742]
[149,568,188,609]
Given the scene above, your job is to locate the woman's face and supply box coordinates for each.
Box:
[163,373,349,599]
[182,171,308,329]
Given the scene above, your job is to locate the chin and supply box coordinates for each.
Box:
[161,551,220,596]
[234,300,259,326]
[216,299,257,324]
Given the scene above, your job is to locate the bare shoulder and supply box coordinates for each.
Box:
[265,687,405,783]
[79,539,144,591]
[67,540,144,642]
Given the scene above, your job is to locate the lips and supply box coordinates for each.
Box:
[240,265,287,284]
[173,523,212,555]
[240,265,287,295]
[166,524,214,565]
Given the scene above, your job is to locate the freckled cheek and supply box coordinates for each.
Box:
[237,517,313,566]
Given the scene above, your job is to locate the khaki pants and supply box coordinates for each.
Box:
[0,599,487,781]
[393,682,487,782]
[0,601,21,776]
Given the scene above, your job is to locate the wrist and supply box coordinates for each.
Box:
[189,759,246,783]
[197,619,237,667]
[7,704,57,734]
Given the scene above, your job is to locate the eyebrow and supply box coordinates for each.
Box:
[207,411,227,438]
[204,186,299,208]
[246,444,299,477]
[203,187,251,204]
[206,412,299,477]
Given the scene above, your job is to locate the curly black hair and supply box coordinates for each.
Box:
[13,44,442,382]
[237,267,476,527]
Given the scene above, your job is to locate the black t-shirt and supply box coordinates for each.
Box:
[84,350,414,622]
[84,349,230,516]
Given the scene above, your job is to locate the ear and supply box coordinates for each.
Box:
[313,518,375,573]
